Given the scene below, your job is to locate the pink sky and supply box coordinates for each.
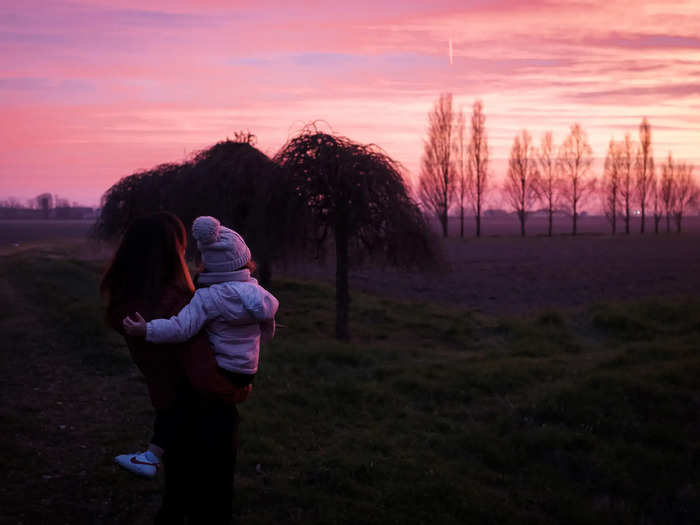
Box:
[1,0,699,206]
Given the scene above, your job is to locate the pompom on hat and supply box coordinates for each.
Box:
[192,216,251,283]
[192,215,220,245]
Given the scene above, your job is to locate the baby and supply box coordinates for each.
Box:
[117,216,279,477]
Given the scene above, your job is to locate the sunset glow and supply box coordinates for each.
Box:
[1,0,699,205]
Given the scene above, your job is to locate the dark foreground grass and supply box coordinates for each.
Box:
[0,242,698,524]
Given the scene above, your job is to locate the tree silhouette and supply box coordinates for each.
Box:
[558,124,595,236]
[618,134,634,235]
[176,140,289,285]
[95,163,184,240]
[467,100,489,237]
[602,138,622,235]
[36,193,53,220]
[635,118,654,234]
[535,132,559,237]
[95,137,286,286]
[504,130,538,237]
[274,127,435,340]
[671,160,698,233]
[660,153,677,233]
[454,109,468,238]
[418,93,456,237]
[651,173,664,234]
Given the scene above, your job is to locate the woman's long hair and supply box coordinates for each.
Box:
[100,212,194,322]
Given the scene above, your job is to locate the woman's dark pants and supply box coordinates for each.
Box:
[154,394,239,525]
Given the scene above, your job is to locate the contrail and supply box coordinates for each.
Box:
[449,38,453,65]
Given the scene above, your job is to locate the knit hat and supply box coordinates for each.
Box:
[192,216,251,283]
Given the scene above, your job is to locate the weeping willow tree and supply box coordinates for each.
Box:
[94,137,289,286]
[274,127,436,340]
[95,162,184,240]
[173,140,290,284]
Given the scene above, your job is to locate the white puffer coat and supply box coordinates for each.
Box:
[146,269,279,374]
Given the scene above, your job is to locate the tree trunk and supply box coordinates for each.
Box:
[476,197,481,238]
[625,206,630,234]
[666,213,671,233]
[572,203,578,236]
[548,203,553,237]
[460,206,464,238]
[440,210,448,237]
[676,213,682,233]
[640,204,646,233]
[335,224,350,340]
[520,211,525,237]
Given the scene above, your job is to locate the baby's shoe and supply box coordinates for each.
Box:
[114,450,160,478]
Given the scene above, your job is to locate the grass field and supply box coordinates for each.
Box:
[1,241,699,524]
[0,220,95,246]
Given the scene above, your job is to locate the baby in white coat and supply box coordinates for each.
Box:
[117,216,279,477]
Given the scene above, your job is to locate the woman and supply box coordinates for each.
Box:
[100,211,246,524]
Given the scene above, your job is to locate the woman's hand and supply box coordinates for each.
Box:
[232,384,253,404]
[123,312,147,337]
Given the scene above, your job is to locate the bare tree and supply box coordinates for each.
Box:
[558,124,596,236]
[5,197,22,208]
[96,137,289,287]
[659,153,677,233]
[504,130,539,236]
[535,132,558,237]
[635,117,654,234]
[467,100,489,237]
[454,109,468,237]
[651,173,663,234]
[36,193,53,219]
[276,129,436,340]
[618,133,634,234]
[99,128,435,341]
[601,139,622,235]
[672,161,698,233]
[418,93,456,237]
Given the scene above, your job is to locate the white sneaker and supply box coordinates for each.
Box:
[114,450,160,478]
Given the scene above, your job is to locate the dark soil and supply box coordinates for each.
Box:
[281,229,700,315]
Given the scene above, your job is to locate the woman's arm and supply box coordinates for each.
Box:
[180,330,251,405]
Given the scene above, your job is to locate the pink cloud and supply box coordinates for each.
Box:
[1,0,699,205]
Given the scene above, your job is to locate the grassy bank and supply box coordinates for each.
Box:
[0,243,698,524]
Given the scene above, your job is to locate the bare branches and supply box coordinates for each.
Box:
[558,124,595,236]
[660,153,677,233]
[231,130,257,146]
[636,117,654,234]
[535,132,559,237]
[671,160,698,233]
[454,109,467,238]
[275,128,435,339]
[418,93,456,237]
[618,134,634,234]
[504,129,539,236]
[467,100,489,237]
[601,139,623,234]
